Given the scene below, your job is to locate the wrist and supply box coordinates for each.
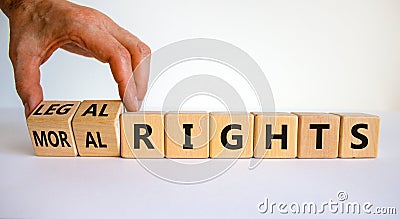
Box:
[1,0,23,17]
[0,0,50,18]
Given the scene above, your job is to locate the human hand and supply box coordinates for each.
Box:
[1,0,151,117]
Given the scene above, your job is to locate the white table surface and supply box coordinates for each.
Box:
[0,108,399,219]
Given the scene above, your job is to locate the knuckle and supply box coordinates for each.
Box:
[69,7,106,31]
[116,46,131,60]
[139,42,151,56]
[74,7,99,22]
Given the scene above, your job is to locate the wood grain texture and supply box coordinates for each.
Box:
[72,100,123,157]
[253,112,298,158]
[209,112,254,158]
[335,113,380,158]
[165,112,209,158]
[121,112,164,158]
[292,113,340,158]
[27,101,81,156]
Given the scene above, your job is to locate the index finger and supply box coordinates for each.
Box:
[80,31,140,111]
[112,27,151,101]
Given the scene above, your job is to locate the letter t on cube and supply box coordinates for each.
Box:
[293,112,340,158]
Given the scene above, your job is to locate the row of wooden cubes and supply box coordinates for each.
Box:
[27,100,380,158]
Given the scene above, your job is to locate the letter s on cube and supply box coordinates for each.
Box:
[336,113,380,158]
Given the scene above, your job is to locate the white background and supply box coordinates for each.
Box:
[0,1,399,218]
[1,0,400,111]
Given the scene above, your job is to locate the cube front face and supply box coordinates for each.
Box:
[209,113,254,158]
[165,112,209,158]
[72,100,123,157]
[294,113,340,158]
[337,114,380,158]
[27,103,381,160]
[121,113,165,158]
[253,113,298,158]
[27,101,81,156]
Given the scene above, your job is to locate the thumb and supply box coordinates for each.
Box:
[12,57,44,117]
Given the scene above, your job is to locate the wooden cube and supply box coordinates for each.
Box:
[336,113,380,158]
[253,112,298,158]
[120,112,164,158]
[72,100,123,156]
[293,113,340,158]
[165,112,209,158]
[209,112,254,158]
[27,101,81,156]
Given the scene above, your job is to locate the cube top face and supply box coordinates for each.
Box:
[27,101,81,123]
[253,113,298,158]
[292,112,340,121]
[167,111,208,115]
[125,111,165,115]
[164,112,209,158]
[209,113,254,158]
[73,100,123,123]
[292,112,333,117]
[252,112,296,117]
[120,112,164,158]
[294,113,340,158]
[336,113,380,158]
[123,112,165,116]
[210,112,250,115]
[334,113,379,118]
[209,112,253,122]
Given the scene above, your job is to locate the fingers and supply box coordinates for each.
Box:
[11,54,44,117]
[109,45,140,112]
[133,41,151,102]
[82,33,140,111]
[111,27,151,101]
[7,2,149,115]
